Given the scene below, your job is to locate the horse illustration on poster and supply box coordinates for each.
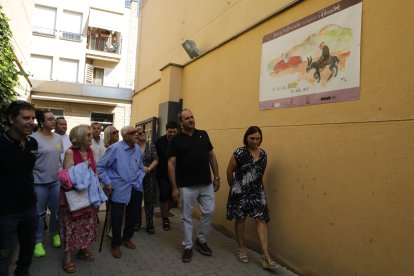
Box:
[259,0,362,109]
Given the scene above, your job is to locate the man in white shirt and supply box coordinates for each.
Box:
[91,122,105,161]
[54,117,71,161]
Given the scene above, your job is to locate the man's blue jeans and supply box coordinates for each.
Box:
[0,205,37,276]
[34,181,60,243]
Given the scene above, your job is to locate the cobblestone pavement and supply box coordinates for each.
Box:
[11,208,297,276]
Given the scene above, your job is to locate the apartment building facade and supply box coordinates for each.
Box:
[29,0,138,131]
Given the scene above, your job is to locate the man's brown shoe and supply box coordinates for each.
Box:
[123,240,136,249]
[111,246,122,258]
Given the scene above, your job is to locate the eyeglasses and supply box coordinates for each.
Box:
[126,130,139,135]
[111,130,119,135]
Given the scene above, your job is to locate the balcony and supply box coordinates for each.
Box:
[32,26,56,37]
[86,28,121,62]
[30,78,133,104]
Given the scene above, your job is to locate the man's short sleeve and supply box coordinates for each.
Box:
[167,135,177,158]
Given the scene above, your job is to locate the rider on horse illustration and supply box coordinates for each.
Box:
[319,42,331,69]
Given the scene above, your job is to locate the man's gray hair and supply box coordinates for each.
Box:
[120,125,133,138]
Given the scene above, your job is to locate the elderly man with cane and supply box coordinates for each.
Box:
[97,126,145,258]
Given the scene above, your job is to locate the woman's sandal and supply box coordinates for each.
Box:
[237,248,249,263]
[62,261,75,273]
[76,250,95,262]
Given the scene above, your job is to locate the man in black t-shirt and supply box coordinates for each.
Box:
[0,101,38,276]
[155,121,178,230]
[168,109,220,263]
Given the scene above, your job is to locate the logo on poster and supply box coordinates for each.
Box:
[320,4,341,18]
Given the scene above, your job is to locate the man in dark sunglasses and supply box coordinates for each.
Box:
[97,126,145,259]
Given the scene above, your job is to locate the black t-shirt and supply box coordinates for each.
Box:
[0,132,38,215]
[155,135,169,181]
[167,129,213,187]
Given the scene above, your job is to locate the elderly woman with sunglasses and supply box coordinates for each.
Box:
[135,127,159,234]
[60,125,100,273]
[103,126,119,148]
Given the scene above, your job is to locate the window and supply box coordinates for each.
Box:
[33,5,57,36]
[50,109,64,116]
[37,108,64,116]
[91,112,114,126]
[61,10,83,41]
[58,58,79,82]
[84,64,105,85]
[31,55,53,79]
[93,68,104,85]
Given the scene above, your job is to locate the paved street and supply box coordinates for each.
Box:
[11,208,297,276]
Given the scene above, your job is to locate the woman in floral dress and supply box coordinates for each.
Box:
[226,126,278,270]
[60,125,98,273]
[135,126,158,234]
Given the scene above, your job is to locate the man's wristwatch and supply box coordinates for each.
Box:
[214,176,220,181]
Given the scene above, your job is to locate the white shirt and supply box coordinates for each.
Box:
[91,136,105,161]
[59,133,72,162]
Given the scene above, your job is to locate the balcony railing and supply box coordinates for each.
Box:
[60,31,82,42]
[87,36,121,55]
[32,26,56,37]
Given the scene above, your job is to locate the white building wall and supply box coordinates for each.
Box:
[0,0,33,99]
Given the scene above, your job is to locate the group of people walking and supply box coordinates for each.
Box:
[0,101,278,276]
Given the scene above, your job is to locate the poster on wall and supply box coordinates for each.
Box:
[259,0,362,110]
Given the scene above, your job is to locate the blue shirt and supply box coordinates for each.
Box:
[97,140,145,203]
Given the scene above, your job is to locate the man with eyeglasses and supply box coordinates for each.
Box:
[0,101,38,276]
[168,109,220,263]
[97,126,145,259]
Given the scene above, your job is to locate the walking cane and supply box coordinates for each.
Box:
[99,193,111,252]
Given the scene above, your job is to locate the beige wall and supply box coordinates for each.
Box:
[131,81,160,125]
[32,99,131,132]
[133,0,414,275]
[136,0,299,91]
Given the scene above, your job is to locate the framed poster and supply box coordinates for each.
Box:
[259,0,362,109]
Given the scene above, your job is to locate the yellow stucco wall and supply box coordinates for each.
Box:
[130,81,160,125]
[136,0,299,91]
[133,0,414,275]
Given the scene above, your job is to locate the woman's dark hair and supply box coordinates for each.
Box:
[35,108,50,128]
[243,126,262,146]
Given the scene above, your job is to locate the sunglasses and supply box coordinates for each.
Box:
[111,130,119,135]
[126,130,139,135]
[137,131,145,135]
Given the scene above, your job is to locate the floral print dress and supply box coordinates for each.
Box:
[59,147,98,251]
[226,146,270,222]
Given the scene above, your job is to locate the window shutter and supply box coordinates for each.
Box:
[85,64,94,84]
